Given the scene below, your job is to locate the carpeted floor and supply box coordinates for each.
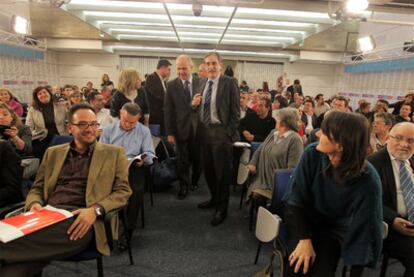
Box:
[42,179,404,277]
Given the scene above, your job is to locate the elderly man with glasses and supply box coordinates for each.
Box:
[369,122,414,277]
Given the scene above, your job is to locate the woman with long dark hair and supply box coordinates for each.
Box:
[284,111,383,276]
[26,86,67,159]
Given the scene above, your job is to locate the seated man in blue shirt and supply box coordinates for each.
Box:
[100,103,155,243]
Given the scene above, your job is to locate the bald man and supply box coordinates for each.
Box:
[164,55,202,199]
[369,122,414,277]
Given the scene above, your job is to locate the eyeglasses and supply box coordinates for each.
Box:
[71,121,100,129]
[389,135,414,145]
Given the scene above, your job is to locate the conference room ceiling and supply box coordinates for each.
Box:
[28,0,411,59]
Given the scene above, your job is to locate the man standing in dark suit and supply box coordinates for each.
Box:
[164,55,202,200]
[197,52,240,226]
[368,122,414,277]
[145,59,171,135]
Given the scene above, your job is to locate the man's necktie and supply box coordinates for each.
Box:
[399,160,414,223]
[184,80,191,100]
[203,80,213,125]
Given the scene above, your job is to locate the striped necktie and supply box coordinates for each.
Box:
[203,80,213,124]
[184,80,191,100]
[399,160,414,223]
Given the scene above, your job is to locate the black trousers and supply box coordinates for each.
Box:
[0,217,93,277]
[176,130,201,190]
[385,229,414,277]
[127,165,146,231]
[200,125,233,213]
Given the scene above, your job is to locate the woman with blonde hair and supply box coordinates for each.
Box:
[68,90,83,106]
[110,68,149,125]
[0,88,23,117]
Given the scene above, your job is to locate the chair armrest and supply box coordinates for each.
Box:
[0,201,26,219]
[103,206,127,251]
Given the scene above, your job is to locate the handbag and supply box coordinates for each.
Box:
[151,140,178,191]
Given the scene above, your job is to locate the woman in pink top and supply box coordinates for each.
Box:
[0,88,23,117]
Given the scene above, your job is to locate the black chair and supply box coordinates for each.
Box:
[0,203,134,277]
[49,135,73,146]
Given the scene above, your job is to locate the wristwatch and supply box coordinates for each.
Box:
[94,205,104,216]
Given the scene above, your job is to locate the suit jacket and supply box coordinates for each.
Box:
[145,72,166,125]
[164,76,201,141]
[25,142,132,256]
[301,112,318,128]
[368,148,414,226]
[199,75,240,142]
[110,88,149,124]
[26,105,68,140]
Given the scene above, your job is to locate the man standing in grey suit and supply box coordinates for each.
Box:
[197,52,240,226]
[164,55,202,200]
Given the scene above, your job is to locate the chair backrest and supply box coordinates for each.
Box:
[269,168,294,213]
[49,135,73,146]
[149,124,161,137]
[255,206,281,243]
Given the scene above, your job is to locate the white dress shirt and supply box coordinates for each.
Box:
[201,75,220,124]
[388,148,414,217]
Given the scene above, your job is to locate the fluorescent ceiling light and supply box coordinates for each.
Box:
[12,15,29,35]
[111,45,292,58]
[357,36,375,52]
[69,0,163,9]
[97,21,171,28]
[237,7,330,19]
[222,39,284,46]
[229,27,306,35]
[224,34,294,42]
[181,37,219,43]
[178,31,221,38]
[110,29,175,35]
[232,18,315,28]
[119,34,177,40]
[346,0,369,13]
[172,15,228,23]
[84,11,168,20]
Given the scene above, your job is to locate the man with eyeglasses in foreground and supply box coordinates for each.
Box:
[369,122,414,277]
[0,103,132,277]
[100,103,155,249]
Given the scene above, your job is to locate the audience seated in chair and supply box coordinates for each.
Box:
[0,139,23,209]
[100,103,155,245]
[26,86,68,160]
[0,103,132,277]
[368,122,414,277]
[246,107,303,200]
[284,112,383,277]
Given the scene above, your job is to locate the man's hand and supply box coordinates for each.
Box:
[289,239,316,274]
[29,203,43,212]
[247,164,256,174]
[242,131,254,142]
[167,135,176,145]
[135,156,146,168]
[392,217,414,236]
[67,207,97,241]
[192,94,202,107]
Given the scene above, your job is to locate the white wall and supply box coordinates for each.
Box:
[283,62,341,97]
[0,51,59,103]
[57,52,119,89]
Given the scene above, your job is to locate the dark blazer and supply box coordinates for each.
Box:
[145,72,166,125]
[0,140,23,208]
[368,148,414,226]
[199,75,240,142]
[110,88,149,124]
[164,76,201,141]
[301,112,318,128]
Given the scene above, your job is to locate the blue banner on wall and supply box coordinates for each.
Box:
[0,44,44,60]
[345,57,414,73]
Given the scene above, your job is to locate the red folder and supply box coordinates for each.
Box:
[0,205,73,243]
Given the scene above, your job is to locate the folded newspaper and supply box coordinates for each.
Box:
[0,205,73,243]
